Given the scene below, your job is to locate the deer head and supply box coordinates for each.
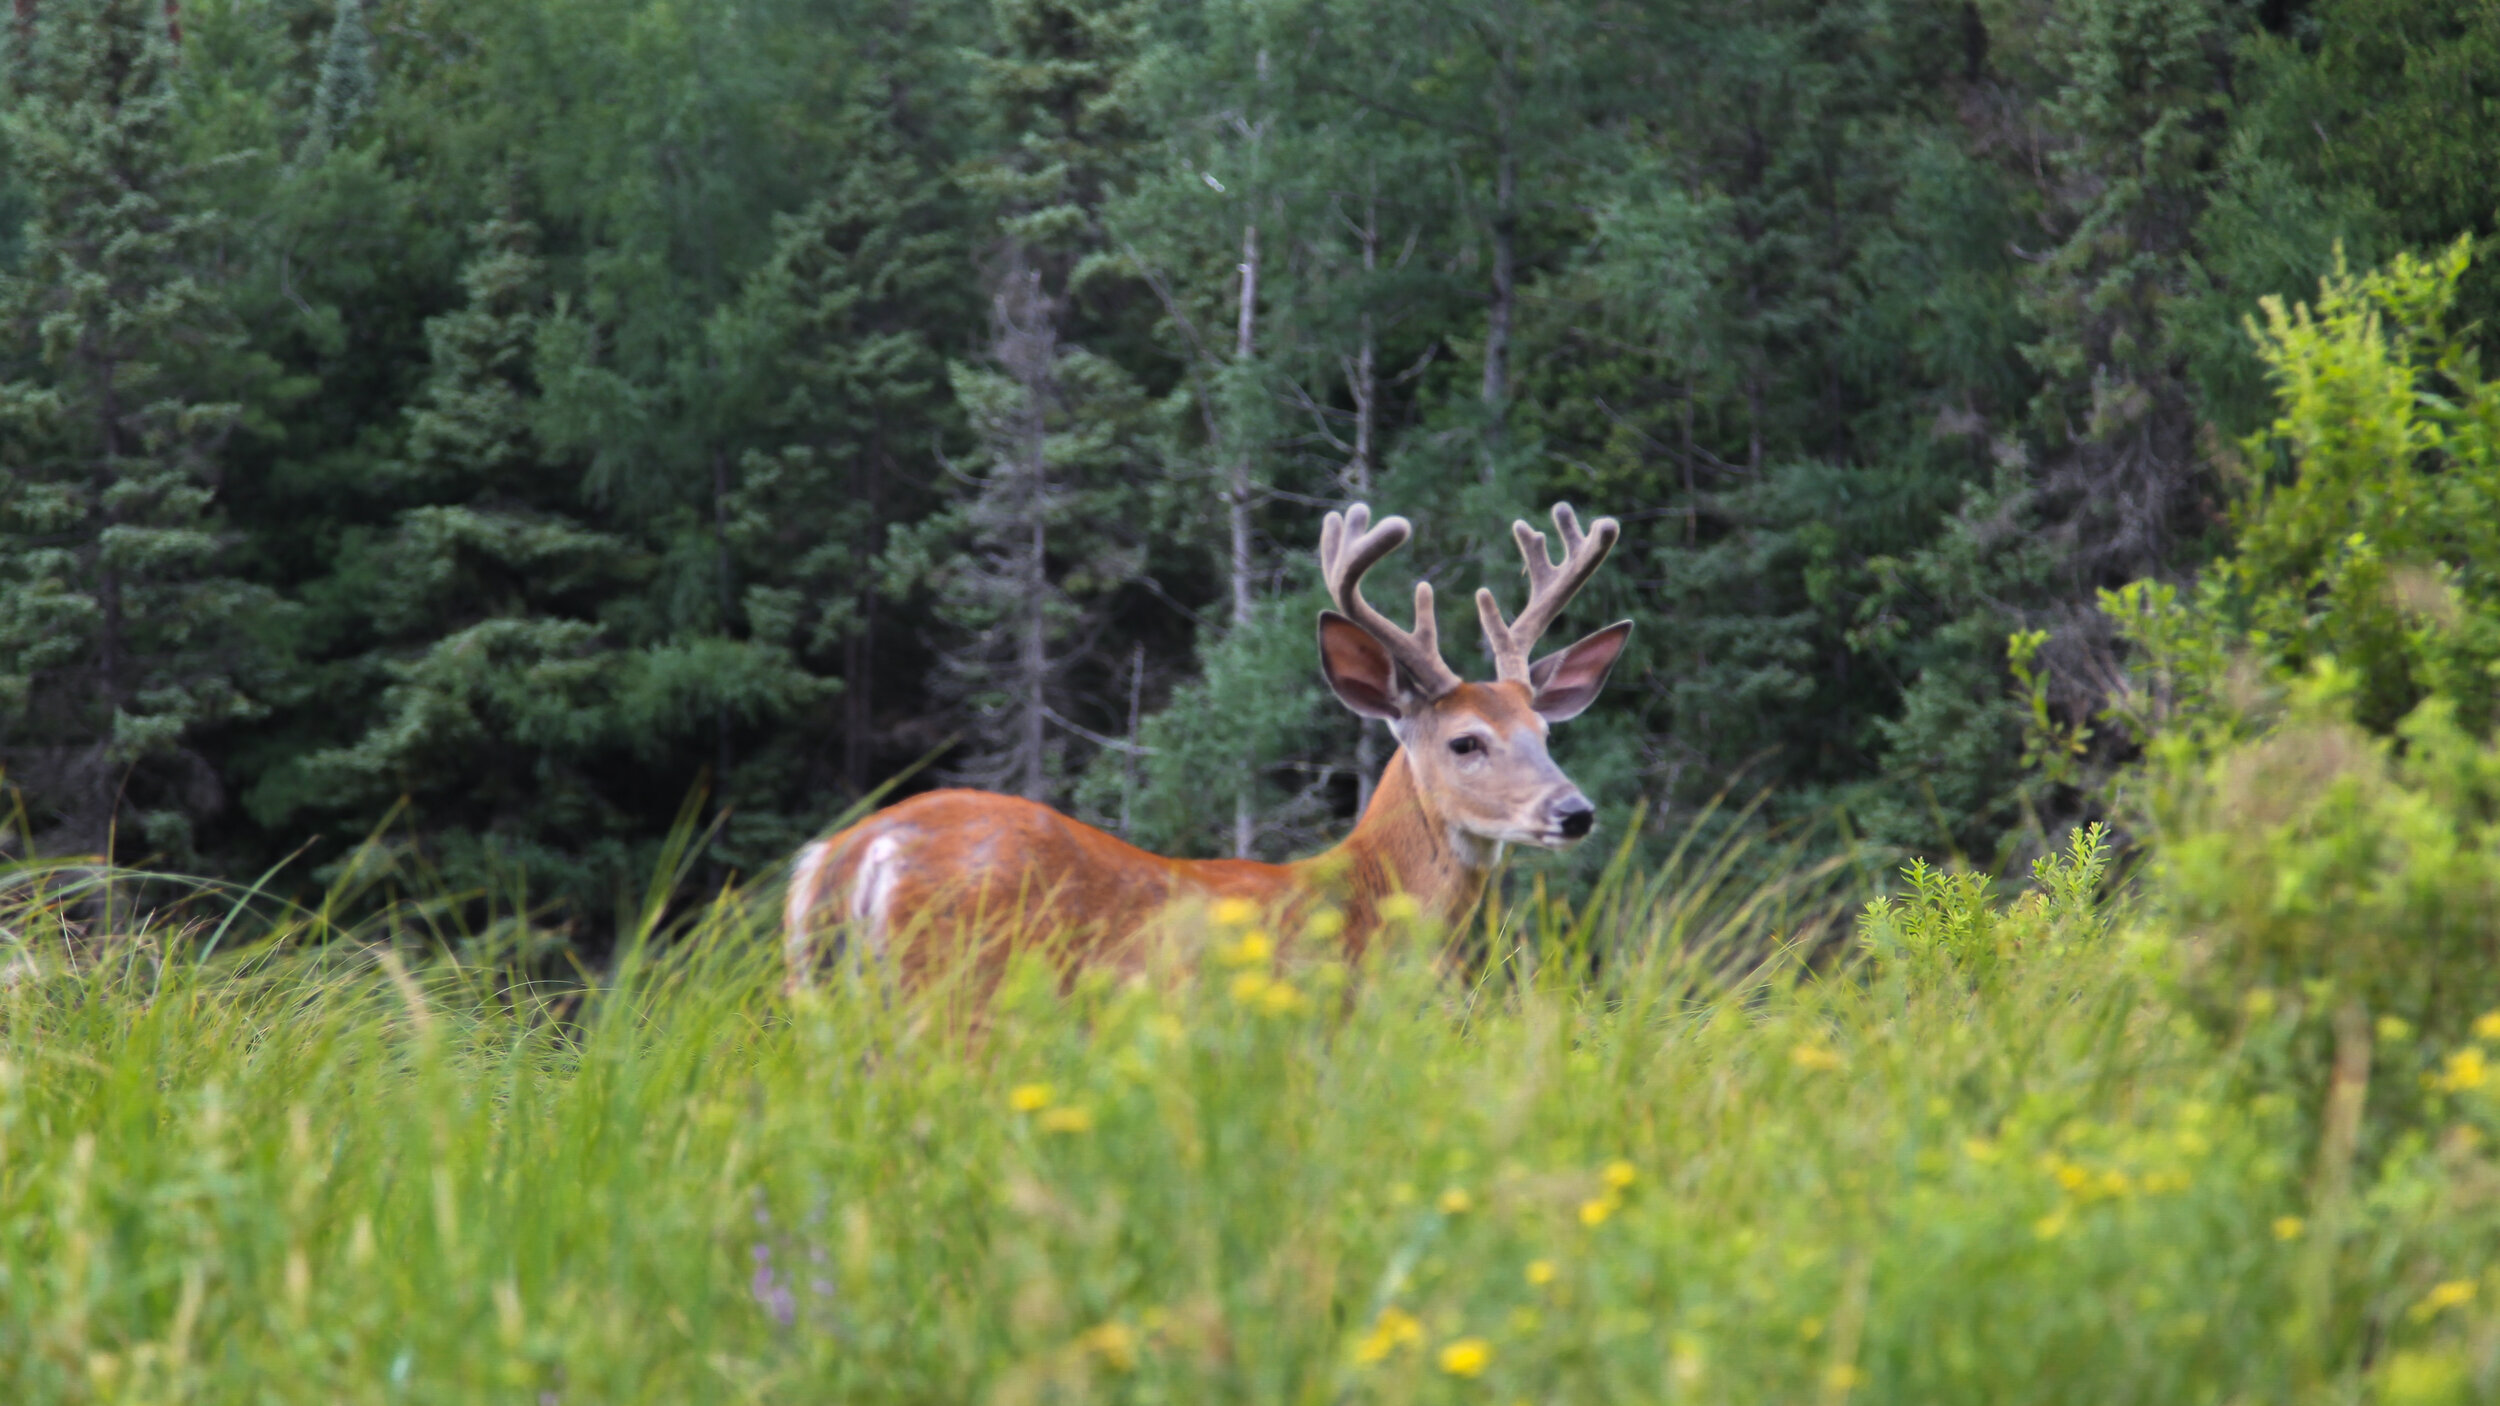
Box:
[1316,503,1632,859]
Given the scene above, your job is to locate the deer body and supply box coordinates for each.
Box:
[782,740,1497,985]
[784,505,1630,991]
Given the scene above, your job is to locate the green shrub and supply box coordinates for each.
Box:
[1858,823,2118,995]
[2109,236,2500,752]
[2100,241,2500,1144]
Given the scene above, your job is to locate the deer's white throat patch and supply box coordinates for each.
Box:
[1449,826,1505,872]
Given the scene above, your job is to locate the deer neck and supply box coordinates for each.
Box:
[1294,745,1495,948]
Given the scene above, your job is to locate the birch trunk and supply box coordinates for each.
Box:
[1231,220,1260,857]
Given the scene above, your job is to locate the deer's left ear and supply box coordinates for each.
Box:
[1526,621,1632,722]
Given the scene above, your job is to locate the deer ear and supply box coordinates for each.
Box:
[1527,621,1632,722]
[1318,611,1405,721]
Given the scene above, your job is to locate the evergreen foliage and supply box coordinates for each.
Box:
[0,0,2492,929]
[0,0,283,862]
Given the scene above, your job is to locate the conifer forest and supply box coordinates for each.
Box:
[4,0,2497,932]
[25,4,2500,1401]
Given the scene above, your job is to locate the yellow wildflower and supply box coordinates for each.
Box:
[1077,1321,1137,1372]
[1825,1364,1866,1391]
[2382,1351,2469,1406]
[1230,971,1273,1004]
[1438,1337,1493,1378]
[2409,1279,2477,1323]
[1525,1259,1557,1286]
[1377,893,1422,924]
[2033,1208,2070,1241]
[1438,1187,1474,1214]
[1305,907,1346,939]
[2474,1011,2500,1042]
[1791,1044,1844,1072]
[1668,1334,1705,1384]
[1220,930,1274,967]
[1038,1106,1095,1134]
[1212,898,1261,927]
[2053,1162,2090,1192]
[1579,1195,1618,1227]
[2272,1216,2305,1242]
[1354,1306,1425,1364]
[1008,1083,1054,1112]
[1256,980,1308,1017]
[2437,1047,2489,1092]
[1601,1159,1638,1190]
[2094,1169,2132,1199]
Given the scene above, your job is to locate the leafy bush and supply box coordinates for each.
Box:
[2111,237,2500,751]
[1858,822,2118,995]
[2096,243,2500,1143]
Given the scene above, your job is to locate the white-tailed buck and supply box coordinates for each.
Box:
[784,503,1631,989]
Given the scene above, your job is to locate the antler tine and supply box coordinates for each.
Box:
[1476,502,1622,682]
[1319,503,1463,699]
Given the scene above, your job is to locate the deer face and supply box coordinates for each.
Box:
[1314,505,1632,856]
[1408,683,1591,849]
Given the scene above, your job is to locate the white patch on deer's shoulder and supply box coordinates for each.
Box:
[851,833,905,953]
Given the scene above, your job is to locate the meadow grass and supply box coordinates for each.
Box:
[0,827,2494,1404]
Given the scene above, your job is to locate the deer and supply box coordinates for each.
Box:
[782,502,1631,992]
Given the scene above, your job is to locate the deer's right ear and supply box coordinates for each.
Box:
[1318,611,1405,721]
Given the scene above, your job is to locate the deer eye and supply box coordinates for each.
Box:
[1448,735,1484,756]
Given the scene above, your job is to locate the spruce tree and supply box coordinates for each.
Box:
[263,216,821,906]
[0,1,282,861]
[705,114,971,832]
[923,0,1167,805]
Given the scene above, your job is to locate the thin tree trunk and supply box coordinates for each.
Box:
[1229,221,1259,630]
[1482,148,1515,419]
[842,612,870,792]
[1481,153,1516,473]
[843,448,884,795]
[1747,375,1764,476]
[711,449,734,789]
[1231,220,1260,858]
[1682,378,1698,543]
[1349,174,1382,816]
[1480,53,1517,480]
[1121,642,1143,839]
[991,257,1056,804]
[1020,513,1047,802]
[95,355,124,715]
[1347,176,1379,499]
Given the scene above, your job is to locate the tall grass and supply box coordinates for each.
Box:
[0,825,2493,1404]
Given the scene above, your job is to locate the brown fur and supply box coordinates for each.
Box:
[783,685,1575,991]
[783,503,1629,994]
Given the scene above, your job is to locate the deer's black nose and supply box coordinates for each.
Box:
[1554,799,1596,839]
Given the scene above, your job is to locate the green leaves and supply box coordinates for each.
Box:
[2118,238,2500,742]
[0,0,285,862]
